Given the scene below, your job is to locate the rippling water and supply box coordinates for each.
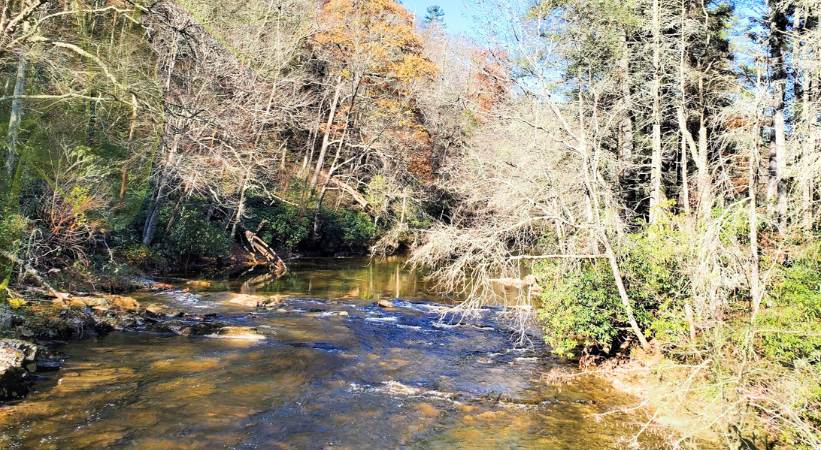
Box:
[0,258,656,449]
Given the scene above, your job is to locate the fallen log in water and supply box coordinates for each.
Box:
[242,230,287,278]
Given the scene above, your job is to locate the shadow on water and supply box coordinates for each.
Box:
[0,258,659,449]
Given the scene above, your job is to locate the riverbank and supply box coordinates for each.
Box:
[599,355,722,448]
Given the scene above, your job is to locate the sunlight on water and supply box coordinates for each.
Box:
[0,258,658,449]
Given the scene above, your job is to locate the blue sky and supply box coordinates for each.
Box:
[401,0,479,37]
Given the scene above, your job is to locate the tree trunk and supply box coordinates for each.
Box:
[618,30,634,171]
[602,234,651,351]
[141,183,165,246]
[230,167,252,238]
[309,75,343,191]
[750,126,762,319]
[750,62,763,319]
[696,114,711,215]
[678,1,691,215]
[797,11,815,234]
[118,166,128,207]
[4,53,27,188]
[801,76,815,233]
[767,3,789,231]
[142,132,179,246]
[649,0,664,223]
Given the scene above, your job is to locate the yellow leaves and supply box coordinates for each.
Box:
[315,0,436,82]
[392,55,437,83]
[314,0,438,181]
[7,295,27,310]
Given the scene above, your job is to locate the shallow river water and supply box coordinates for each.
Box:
[0,258,656,449]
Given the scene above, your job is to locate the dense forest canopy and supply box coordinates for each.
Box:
[1,0,819,447]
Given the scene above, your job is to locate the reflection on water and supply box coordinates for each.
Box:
[202,257,443,303]
[0,258,657,449]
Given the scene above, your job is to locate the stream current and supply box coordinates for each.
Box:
[0,258,655,449]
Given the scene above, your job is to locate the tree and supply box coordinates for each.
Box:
[309,0,437,212]
[424,5,445,26]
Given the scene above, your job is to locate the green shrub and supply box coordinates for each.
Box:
[247,197,375,254]
[0,212,28,296]
[535,213,693,358]
[758,241,821,365]
[536,260,630,358]
[249,201,310,251]
[339,210,377,250]
[160,208,230,264]
[316,209,376,253]
[621,219,692,346]
[0,211,28,253]
[121,243,167,270]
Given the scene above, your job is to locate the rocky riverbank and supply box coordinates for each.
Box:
[0,286,286,402]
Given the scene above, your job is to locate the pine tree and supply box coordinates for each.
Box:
[424,5,445,26]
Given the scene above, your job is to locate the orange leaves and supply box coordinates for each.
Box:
[392,55,437,83]
[469,51,510,116]
[315,0,436,84]
[314,0,440,182]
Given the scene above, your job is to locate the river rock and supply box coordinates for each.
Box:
[186,280,212,289]
[258,295,284,309]
[203,292,283,309]
[226,294,267,308]
[67,298,90,309]
[109,296,140,311]
[211,326,265,341]
[0,339,38,401]
[150,319,225,337]
[376,299,394,309]
[144,303,164,315]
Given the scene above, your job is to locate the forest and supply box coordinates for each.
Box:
[0,0,819,448]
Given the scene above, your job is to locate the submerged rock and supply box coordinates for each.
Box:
[203,292,283,309]
[186,280,213,290]
[149,319,226,337]
[0,339,38,401]
[35,353,63,372]
[210,326,266,341]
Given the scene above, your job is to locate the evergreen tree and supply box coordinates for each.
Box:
[424,5,445,26]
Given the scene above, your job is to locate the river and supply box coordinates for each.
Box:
[0,258,657,449]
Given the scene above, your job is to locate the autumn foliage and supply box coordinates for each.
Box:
[313,0,438,181]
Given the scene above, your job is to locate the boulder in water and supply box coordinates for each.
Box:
[0,339,38,401]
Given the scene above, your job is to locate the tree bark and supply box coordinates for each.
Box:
[750,62,763,319]
[230,167,252,238]
[142,132,179,246]
[602,234,651,351]
[649,0,664,223]
[4,52,27,188]
[678,0,691,215]
[618,30,634,171]
[796,11,815,234]
[696,113,711,215]
[801,76,815,233]
[309,75,343,191]
[767,3,789,231]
